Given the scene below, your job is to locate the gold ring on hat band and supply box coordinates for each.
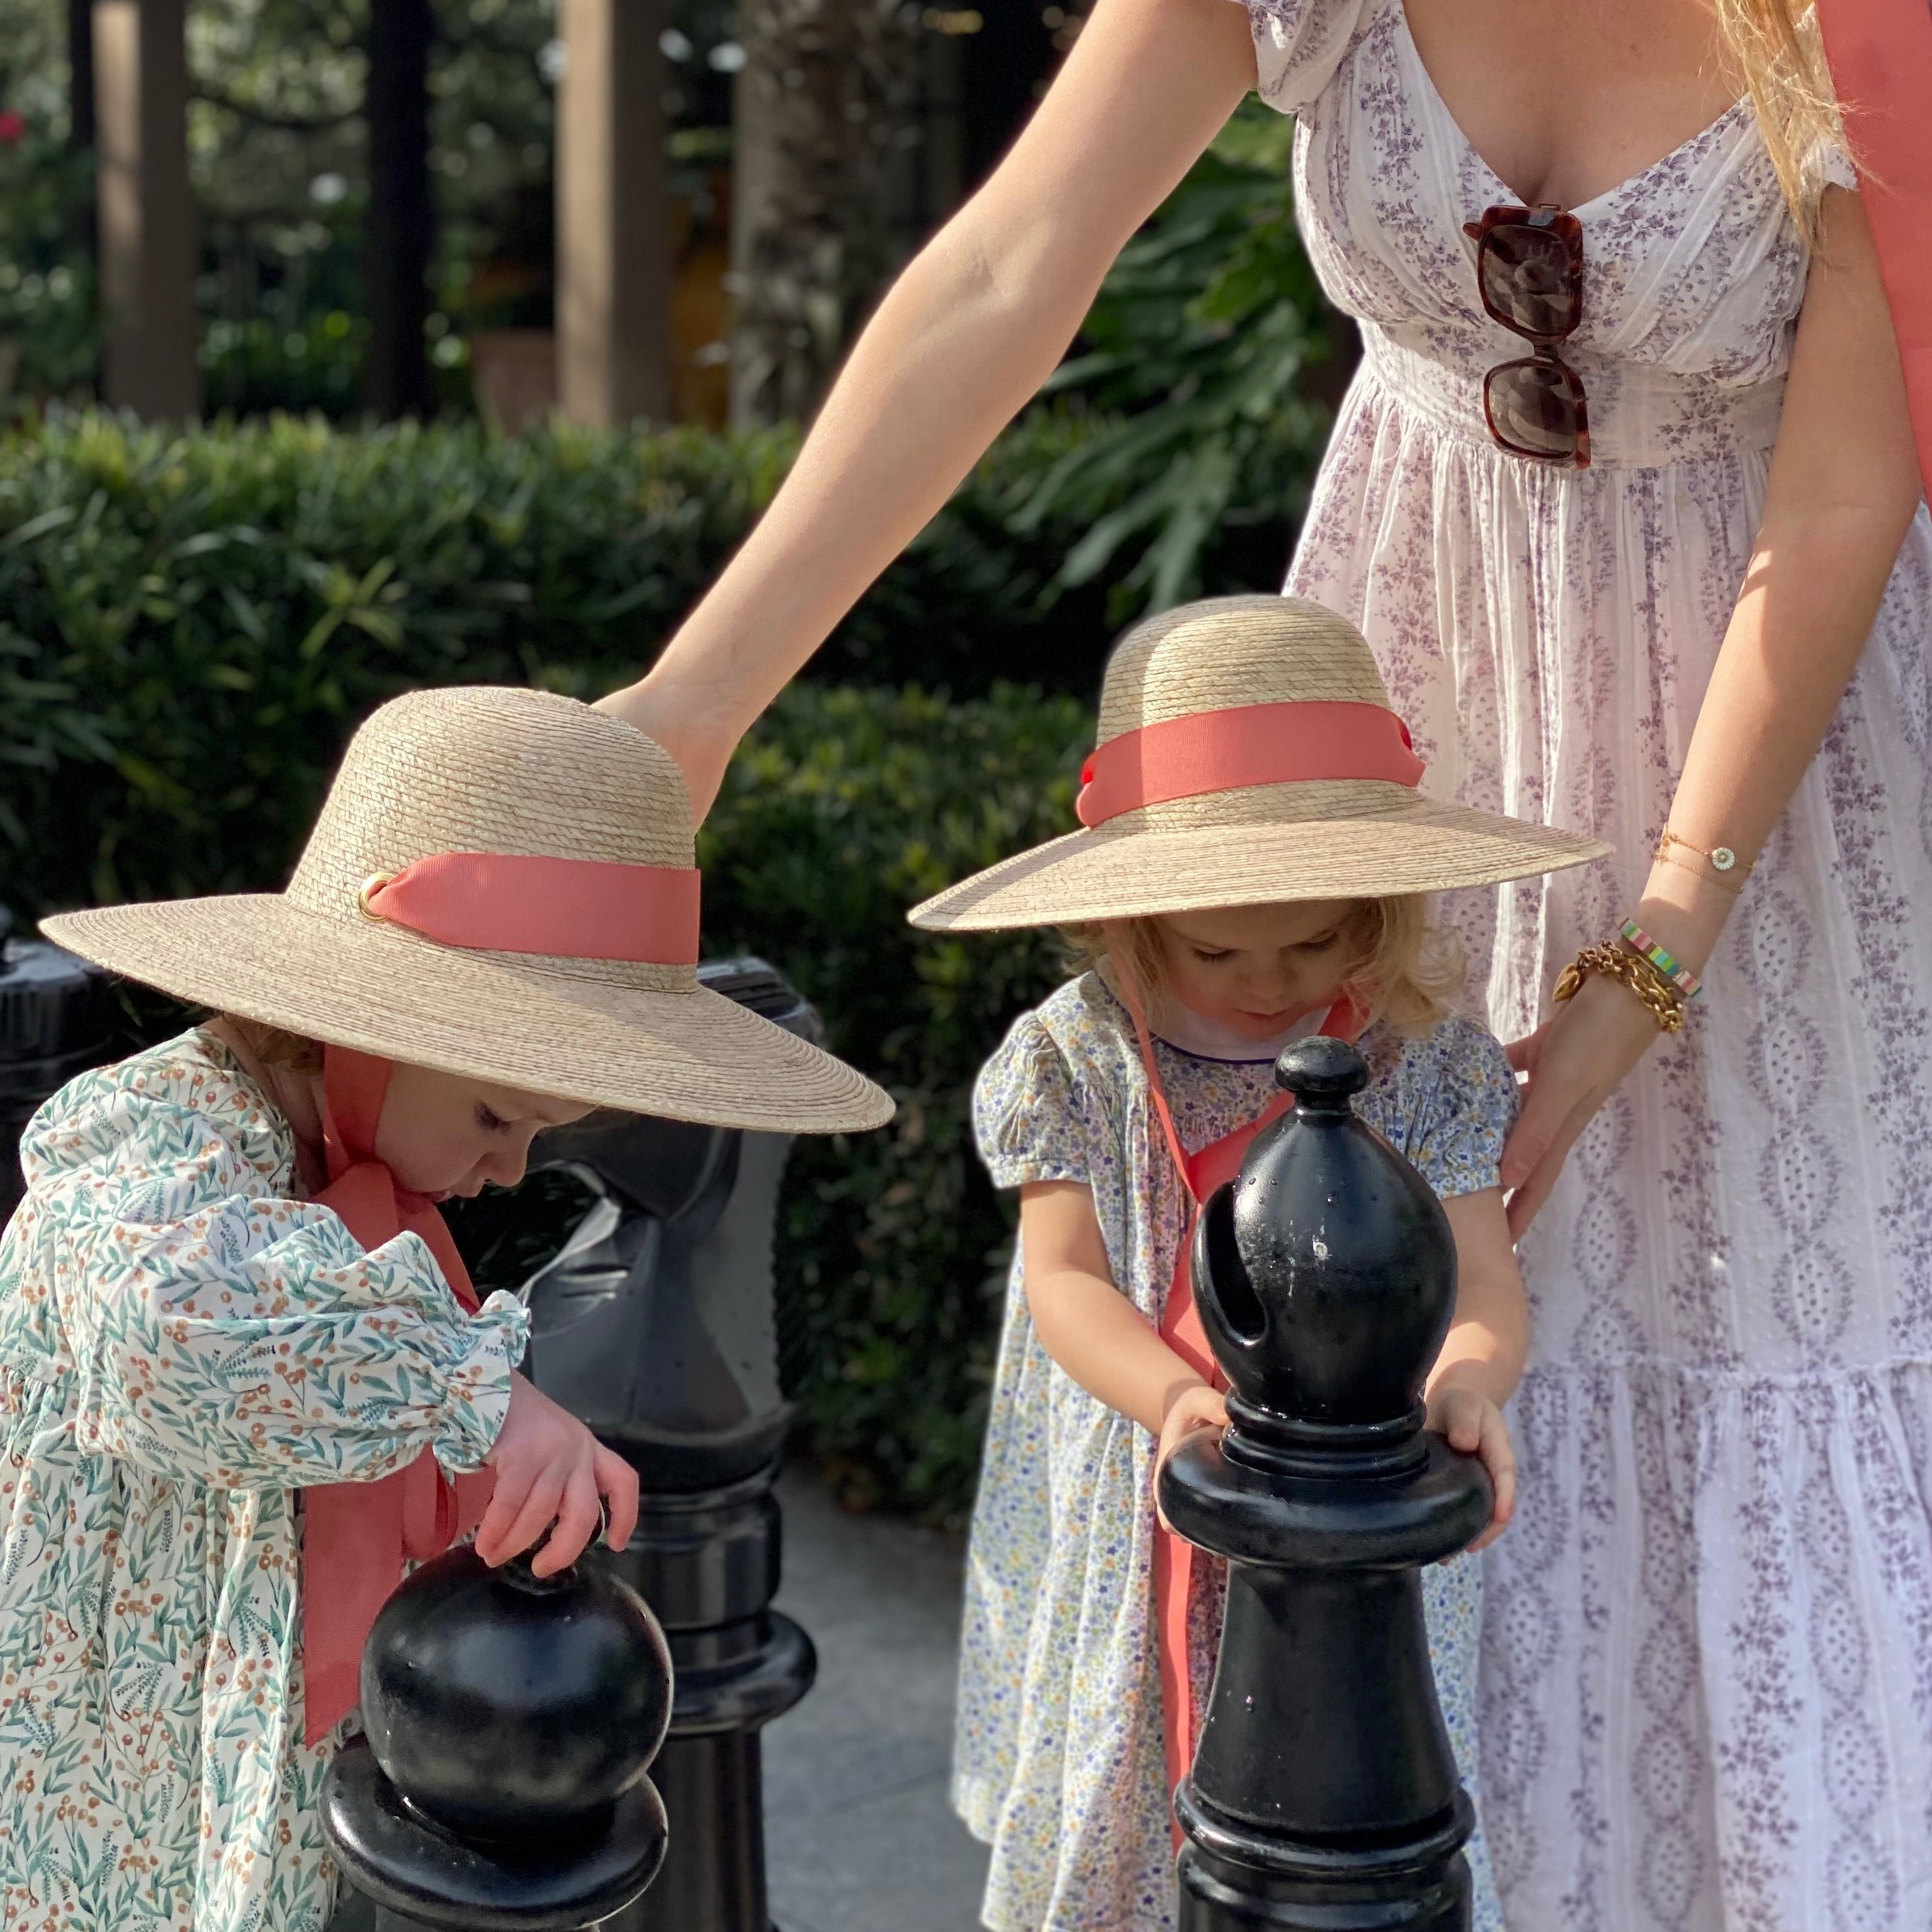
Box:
[355,873,397,921]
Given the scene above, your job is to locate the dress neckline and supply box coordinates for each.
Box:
[1390,0,1751,220]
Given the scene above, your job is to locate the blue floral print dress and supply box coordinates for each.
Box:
[952,972,1517,1932]
[0,1029,528,1932]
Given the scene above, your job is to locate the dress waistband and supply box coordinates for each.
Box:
[1357,329,1788,470]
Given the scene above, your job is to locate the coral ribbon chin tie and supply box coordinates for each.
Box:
[359,851,701,965]
[1817,0,1932,498]
[1075,700,1425,829]
[300,1044,496,1745]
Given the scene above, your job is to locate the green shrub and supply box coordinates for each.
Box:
[698,684,1086,1519]
[0,409,1122,916]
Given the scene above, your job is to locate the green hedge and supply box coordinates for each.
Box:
[697,685,1084,1516]
[0,410,1140,915]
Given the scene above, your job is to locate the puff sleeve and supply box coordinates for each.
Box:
[1400,1015,1518,1202]
[24,1078,526,1490]
[1223,0,1380,115]
[972,1013,1093,1191]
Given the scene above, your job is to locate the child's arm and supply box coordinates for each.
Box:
[51,1090,526,1495]
[1019,1180,1228,1476]
[1428,1187,1529,1551]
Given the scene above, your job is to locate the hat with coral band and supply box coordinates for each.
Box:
[44,685,892,1134]
[908,594,1609,931]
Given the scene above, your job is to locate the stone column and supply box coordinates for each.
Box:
[556,0,671,428]
[94,0,197,418]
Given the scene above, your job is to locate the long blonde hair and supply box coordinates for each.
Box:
[1065,895,1466,1038]
[1714,0,1848,246]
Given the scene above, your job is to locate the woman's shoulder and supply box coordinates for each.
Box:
[20,1027,295,1194]
[1229,0,1391,115]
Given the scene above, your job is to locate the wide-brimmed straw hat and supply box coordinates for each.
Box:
[44,686,892,1134]
[909,595,1609,930]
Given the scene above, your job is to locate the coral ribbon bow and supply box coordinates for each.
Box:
[300,1044,496,1746]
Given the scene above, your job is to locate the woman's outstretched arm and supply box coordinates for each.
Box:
[595,0,1257,814]
[1503,183,1924,1236]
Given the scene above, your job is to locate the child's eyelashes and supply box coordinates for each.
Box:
[474,1102,509,1134]
[1189,933,1340,964]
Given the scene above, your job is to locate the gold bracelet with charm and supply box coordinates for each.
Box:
[1553,942,1687,1034]
[1655,830,1748,895]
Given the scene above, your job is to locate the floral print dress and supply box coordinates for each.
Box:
[951,972,1518,1932]
[0,1030,528,1932]
[1237,3,1932,1927]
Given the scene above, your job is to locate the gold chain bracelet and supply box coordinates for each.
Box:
[1553,942,1687,1033]
[1655,830,1749,895]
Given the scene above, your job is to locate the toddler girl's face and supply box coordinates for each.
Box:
[372,1063,595,1201]
[1154,899,1361,1039]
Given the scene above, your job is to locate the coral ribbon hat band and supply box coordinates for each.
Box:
[1817,0,1932,495]
[358,850,702,965]
[1075,699,1426,829]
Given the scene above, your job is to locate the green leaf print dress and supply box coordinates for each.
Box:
[0,1030,528,1932]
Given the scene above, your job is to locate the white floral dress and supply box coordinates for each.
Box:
[0,1030,528,1932]
[951,973,1517,1931]
[1238,2,1932,1926]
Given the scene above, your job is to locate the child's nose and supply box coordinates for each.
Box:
[487,1141,532,1190]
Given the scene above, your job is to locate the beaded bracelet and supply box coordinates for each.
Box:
[1553,942,1686,1033]
[1619,919,1702,1002]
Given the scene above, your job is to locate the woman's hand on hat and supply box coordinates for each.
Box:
[593,681,736,824]
[1500,968,1661,1241]
[1154,1381,1229,1532]
[474,1372,640,1577]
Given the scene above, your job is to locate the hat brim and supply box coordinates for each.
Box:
[907,801,1612,930]
[43,896,894,1135]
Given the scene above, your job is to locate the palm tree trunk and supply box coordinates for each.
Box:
[728,0,924,426]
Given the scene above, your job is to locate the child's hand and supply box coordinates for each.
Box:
[1154,1381,1229,1532]
[474,1373,641,1577]
[1426,1376,1517,1552]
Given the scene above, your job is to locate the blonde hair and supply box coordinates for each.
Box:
[1065,895,1465,1037]
[217,1014,325,1076]
[1715,0,1848,247]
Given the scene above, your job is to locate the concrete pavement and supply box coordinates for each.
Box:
[765,1468,991,1932]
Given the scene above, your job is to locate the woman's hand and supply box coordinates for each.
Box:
[1501,970,1663,1242]
[475,1372,641,1577]
[1154,1381,1229,1531]
[1426,1372,1517,1552]
[592,686,737,822]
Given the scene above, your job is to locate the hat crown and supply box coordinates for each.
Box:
[1095,595,1392,747]
[288,687,692,921]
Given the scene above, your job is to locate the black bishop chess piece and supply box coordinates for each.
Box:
[1158,1035,1495,1931]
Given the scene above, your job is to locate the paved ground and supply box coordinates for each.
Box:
[765,1468,991,1932]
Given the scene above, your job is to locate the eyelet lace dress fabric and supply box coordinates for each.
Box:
[0,1031,527,1932]
[952,973,1517,1931]
[1234,1,1932,1925]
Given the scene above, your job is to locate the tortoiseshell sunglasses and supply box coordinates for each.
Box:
[1463,201,1591,470]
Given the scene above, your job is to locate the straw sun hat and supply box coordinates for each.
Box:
[909,595,1609,930]
[43,686,892,1134]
